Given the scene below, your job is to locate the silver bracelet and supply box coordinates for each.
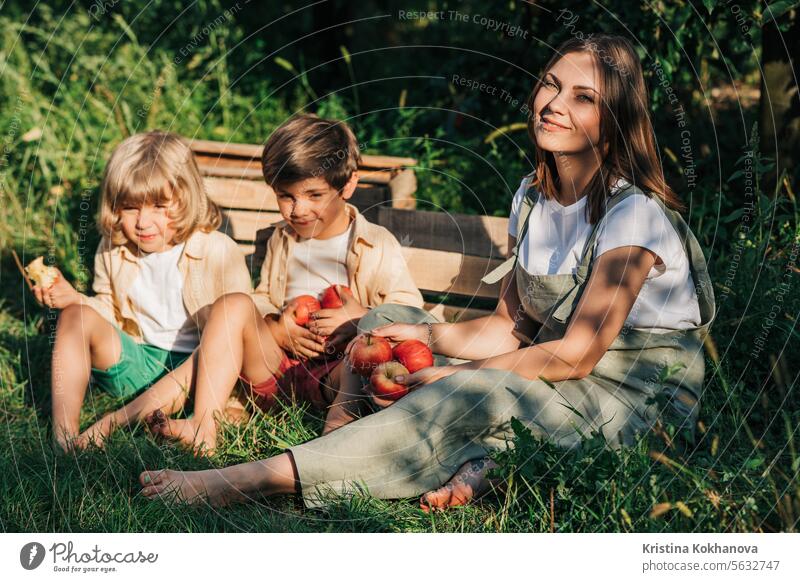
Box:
[425,322,433,347]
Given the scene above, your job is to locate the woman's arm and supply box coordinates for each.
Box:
[426,235,534,360]
[420,245,656,383]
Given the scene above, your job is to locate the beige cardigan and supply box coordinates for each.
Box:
[82,230,253,342]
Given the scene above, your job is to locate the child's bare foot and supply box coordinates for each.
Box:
[139,468,248,506]
[53,433,80,454]
[146,411,217,455]
[419,457,498,513]
[322,400,361,435]
[223,395,250,425]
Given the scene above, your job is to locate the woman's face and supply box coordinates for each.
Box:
[532,51,602,155]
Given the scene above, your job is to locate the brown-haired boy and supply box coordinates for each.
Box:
[84,114,423,454]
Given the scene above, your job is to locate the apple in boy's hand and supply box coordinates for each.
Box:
[370,361,410,401]
[291,295,321,326]
[348,334,393,376]
[392,339,434,373]
[319,285,353,309]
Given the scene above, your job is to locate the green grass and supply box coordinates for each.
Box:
[1,6,798,532]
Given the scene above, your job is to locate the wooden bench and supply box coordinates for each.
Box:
[191,139,509,322]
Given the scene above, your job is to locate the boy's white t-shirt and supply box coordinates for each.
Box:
[128,243,200,353]
[283,221,353,307]
[507,178,701,332]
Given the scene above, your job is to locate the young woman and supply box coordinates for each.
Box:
[137,35,715,511]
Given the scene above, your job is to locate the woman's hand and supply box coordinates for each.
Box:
[369,322,430,345]
[34,270,81,309]
[400,365,461,388]
[362,364,462,410]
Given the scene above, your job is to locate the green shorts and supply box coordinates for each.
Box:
[91,328,192,399]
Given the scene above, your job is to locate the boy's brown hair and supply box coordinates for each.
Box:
[99,131,221,245]
[261,114,360,190]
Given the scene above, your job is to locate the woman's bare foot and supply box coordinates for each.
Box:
[146,410,217,455]
[420,457,498,513]
[139,468,248,506]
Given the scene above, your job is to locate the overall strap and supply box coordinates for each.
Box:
[574,183,643,283]
[482,174,539,285]
[573,183,716,331]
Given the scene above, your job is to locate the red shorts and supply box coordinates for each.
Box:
[240,353,341,411]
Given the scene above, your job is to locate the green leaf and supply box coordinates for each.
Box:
[702,0,715,14]
[744,456,765,470]
[723,208,746,222]
[727,169,746,183]
[274,57,297,74]
[762,1,799,24]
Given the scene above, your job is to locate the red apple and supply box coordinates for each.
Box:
[392,339,434,373]
[290,295,321,326]
[370,361,410,401]
[319,285,352,309]
[348,334,393,376]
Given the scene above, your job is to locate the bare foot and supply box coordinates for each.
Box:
[146,410,217,456]
[53,433,80,454]
[322,400,362,435]
[223,396,250,425]
[419,457,498,513]
[139,469,249,506]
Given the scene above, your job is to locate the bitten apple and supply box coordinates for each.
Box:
[348,334,393,376]
[291,295,321,326]
[370,361,410,401]
[319,285,353,309]
[392,339,434,373]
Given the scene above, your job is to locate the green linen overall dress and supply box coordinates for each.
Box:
[289,179,716,508]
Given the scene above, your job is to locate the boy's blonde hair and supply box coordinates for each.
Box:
[99,131,221,245]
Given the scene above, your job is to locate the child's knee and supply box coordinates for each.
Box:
[358,304,432,334]
[57,303,99,328]
[211,292,255,319]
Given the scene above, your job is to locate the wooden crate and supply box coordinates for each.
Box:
[191,138,506,322]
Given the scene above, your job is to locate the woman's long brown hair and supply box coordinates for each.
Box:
[526,34,684,224]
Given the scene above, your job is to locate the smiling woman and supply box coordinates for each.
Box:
[137,35,716,514]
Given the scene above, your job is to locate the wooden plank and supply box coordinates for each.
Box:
[206,175,388,214]
[200,164,398,184]
[402,247,503,299]
[190,138,262,158]
[360,154,417,169]
[190,138,416,168]
[378,207,509,258]
[198,164,264,180]
[195,154,261,171]
[358,169,393,184]
[220,210,283,242]
[388,168,417,210]
[205,177,278,211]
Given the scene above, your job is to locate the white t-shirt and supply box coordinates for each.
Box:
[128,243,200,353]
[507,178,701,332]
[283,221,353,307]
